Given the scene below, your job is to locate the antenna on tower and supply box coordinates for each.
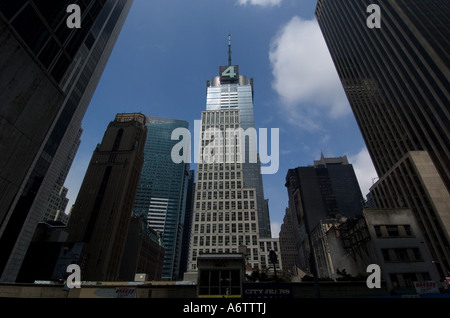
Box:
[228,33,232,66]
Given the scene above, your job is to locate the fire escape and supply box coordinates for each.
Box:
[338,216,371,261]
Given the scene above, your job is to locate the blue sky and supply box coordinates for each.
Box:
[64,0,378,237]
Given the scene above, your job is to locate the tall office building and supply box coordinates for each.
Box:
[187,37,271,273]
[316,0,450,277]
[66,113,147,281]
[41,127,82,224]
[283,154,364,273]
[279,208,300,279]
[180,170,195,278]
[132,116,193,281]
[0,0,134,282]
[286,155,364,227]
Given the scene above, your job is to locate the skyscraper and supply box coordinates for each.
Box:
[132,116,193,281]
[66,113,147,281]
[41,127,82,224]
[316,0,450,277]
[0,0,134,282]
[180,170,195,278]
[187,36,271,273]
[283,154,364,274]
[279,207,302,280]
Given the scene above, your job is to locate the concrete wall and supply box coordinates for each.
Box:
[364,208,441,291]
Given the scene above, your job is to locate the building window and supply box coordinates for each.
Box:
[374,224,414,238]
[390,272,431,288]
[381,248,423,262]
[402,225,413,237]
[386,225,399,237]
[374,225,382,237]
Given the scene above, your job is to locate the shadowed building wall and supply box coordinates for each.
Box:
[0,0,134,282]
[66,113,147,281]
[316,0,450,277]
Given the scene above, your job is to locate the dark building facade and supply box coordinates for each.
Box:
[316,0,450,277]
[16,221,69,283]
[279,207,302,280]
[119,215,164,282]
[286,155,364,229]
[0,0,134,282]
[66,113,147,281]
[283,154,364,274]
[179,170,195,279]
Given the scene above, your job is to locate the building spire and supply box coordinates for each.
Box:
[228,33,232,66]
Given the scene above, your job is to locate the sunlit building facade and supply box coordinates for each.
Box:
[187,39,272,274]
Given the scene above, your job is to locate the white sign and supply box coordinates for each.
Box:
[413,281,439,294]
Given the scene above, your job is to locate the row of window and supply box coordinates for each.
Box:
[197,182,244,192]
[381,248,423,262]
[198,163,242,171]
[198,171,242,181]
[201,110,240,125]
[260,241,279,253]
[201,125,242,135]
[195,200,256,211]
[194,211,256,222]
[390,272,431,288]
[196,187,253,197]
[198,154,243,165]
[200,144,241,156]
[193,222,258,234]
[192,234,259,247]
[196,189,254,202]
[374,224,413,238]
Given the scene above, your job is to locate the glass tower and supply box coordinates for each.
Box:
[187,37,271,272]
[316,0,450,277]
[133,116,192,281]
[0,0,134,282]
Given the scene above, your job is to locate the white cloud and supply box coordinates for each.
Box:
[349,147,378,197]
[269,16,350,131]
[271,221,281,238]
[237,0,282,7]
